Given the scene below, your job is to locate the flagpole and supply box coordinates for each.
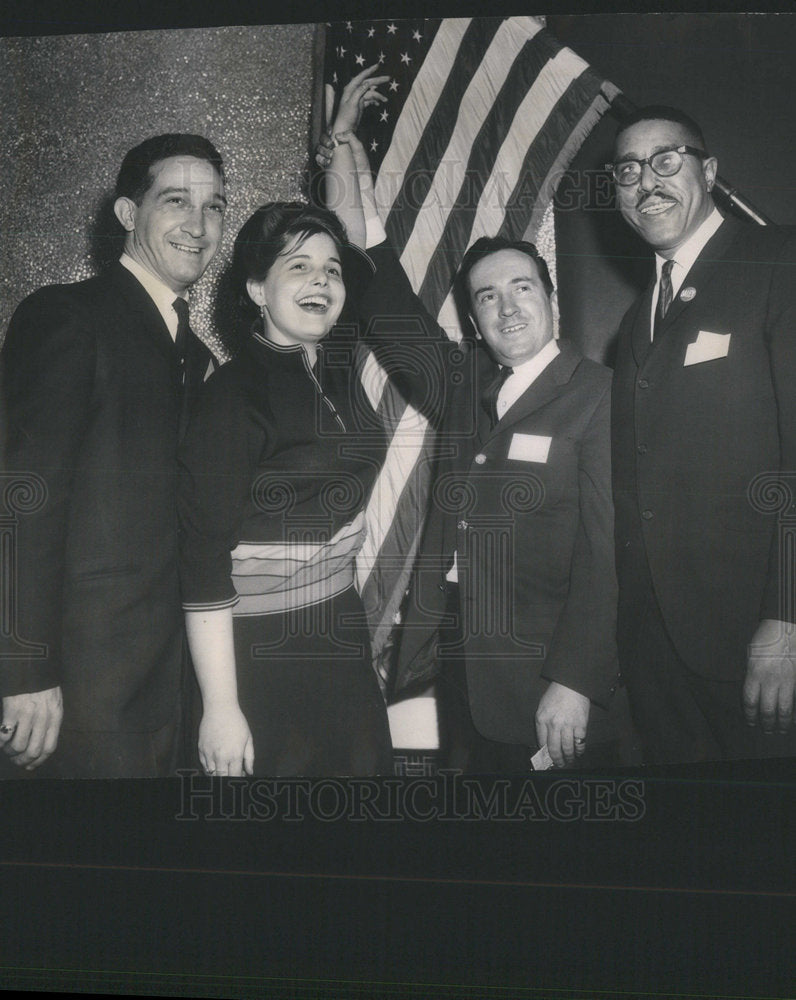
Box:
[607,91,773,226]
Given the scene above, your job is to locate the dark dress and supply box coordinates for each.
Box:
[178,329,393,776]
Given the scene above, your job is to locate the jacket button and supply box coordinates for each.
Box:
[637,443,648,454]
[641,509,653,520]
[474,453,486,465]
[457,519,469,531]
[638,378,649,389]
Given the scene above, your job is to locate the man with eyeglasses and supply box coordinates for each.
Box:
[608,105,796,763]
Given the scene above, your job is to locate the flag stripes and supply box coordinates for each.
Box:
[320,16,618,694]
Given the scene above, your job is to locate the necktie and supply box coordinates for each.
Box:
[654,258,675,338]
[482,364,514,430]
[172,297,190,385]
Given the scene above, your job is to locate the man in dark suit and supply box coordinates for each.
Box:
[361,236,620,771]
[609,106,796,763]
[0,133,226,777]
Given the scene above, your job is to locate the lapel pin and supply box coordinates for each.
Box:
[680,286,696,302]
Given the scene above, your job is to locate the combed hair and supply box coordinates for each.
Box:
[614,105,707,152]
[454,236,554,338]
[115,133,225,203]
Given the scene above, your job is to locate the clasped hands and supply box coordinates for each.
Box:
[315,64,389,169]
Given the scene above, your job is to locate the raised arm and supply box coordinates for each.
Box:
[320,65,389,249]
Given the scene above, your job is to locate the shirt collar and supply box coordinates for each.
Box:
[655,206,723,283]
[504,337,560,384]
[120,253,186,340]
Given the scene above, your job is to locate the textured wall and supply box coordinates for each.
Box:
[1,24,316,356]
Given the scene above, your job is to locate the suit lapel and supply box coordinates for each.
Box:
[481,341,581,442]
[107,262,176,361]
[107,262,213,440]
[650,215,742,341]
[180,337,213,440]
[630,282,655,369]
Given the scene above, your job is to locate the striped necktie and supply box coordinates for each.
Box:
[654,258,675,338]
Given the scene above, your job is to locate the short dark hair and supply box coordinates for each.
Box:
[231,202,349,318]
[614,105,707,153]
[455,237,554,335]
[115,133,225,203]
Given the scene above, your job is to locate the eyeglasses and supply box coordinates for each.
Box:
[605,145,708,186]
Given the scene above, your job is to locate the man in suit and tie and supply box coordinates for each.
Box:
[609,106,796,763]
[0,133,225,777]
[362,235,620,771]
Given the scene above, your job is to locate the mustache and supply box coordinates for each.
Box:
[636,188,678,210]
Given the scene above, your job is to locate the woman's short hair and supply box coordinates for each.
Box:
[231,202,348,318]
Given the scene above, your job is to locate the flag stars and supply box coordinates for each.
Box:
[332,71,338,84]
[339,45,347,57]
[355,53,365,66]
[380,110,389,122]
[412,29,422,42]
[345,21,353,32]
[387,23,397,34]
[370,139,379,152]
[400,52,411,65]
[367,26,375,38]
[389,79,399,92]
[377,51,386,63]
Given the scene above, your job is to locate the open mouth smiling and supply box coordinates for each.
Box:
[500,322,526,335]
[637,198,677,216]
[169,241,202,255]
[297,295,330,313]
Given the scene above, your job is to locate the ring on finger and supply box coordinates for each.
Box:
[0,723,16,737]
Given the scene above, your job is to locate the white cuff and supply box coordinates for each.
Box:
[365,214,388,249]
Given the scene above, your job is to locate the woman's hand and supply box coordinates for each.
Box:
[199,702,254,777]
[316,65,389,168]
[333,63,389,134]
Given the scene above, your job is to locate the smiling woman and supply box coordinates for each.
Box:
[177,201,395,778]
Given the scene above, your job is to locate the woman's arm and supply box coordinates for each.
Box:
[323,65,389,248]
[178,371,256,777]
[185,607,253,777]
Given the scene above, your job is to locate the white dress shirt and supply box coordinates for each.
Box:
[120,253,187,341]
[495,337,560,421]
[649,207,723,339]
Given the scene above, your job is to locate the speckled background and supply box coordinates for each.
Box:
[1,24,316,357]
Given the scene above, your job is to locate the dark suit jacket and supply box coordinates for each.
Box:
[612,217,796,682]
[359,244,618,747]
[1,262,211,745]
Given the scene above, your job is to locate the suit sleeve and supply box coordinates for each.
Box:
[541,376,619,707]
[760,231,796,623]
[355,241,451,425]
[0,289,96,696]
[178,369,253,611]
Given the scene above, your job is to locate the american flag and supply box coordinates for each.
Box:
[319,16,620,696]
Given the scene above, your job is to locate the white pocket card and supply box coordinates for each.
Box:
[507,432,552,464]
[683,330,731,367]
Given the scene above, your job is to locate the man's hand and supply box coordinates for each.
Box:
[0,687,63,769]
[744,619,796,733]
[315,64,389,168]
[535,682,590,768]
